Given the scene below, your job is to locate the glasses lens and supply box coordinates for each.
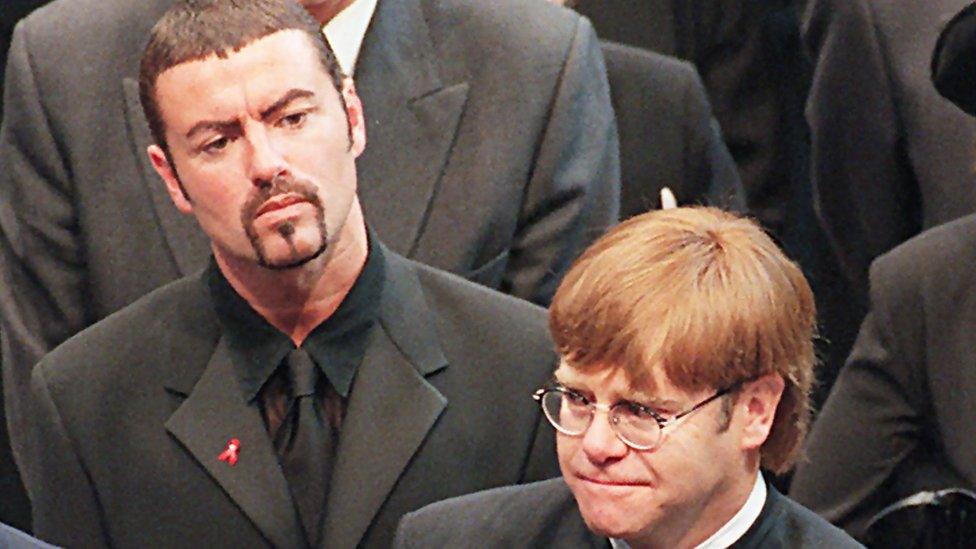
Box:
[541,390,591,435]
[612,403,662,450]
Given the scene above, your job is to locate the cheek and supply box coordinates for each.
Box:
[556,434,579,476]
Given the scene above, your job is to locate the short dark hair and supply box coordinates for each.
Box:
[138,0,345,155]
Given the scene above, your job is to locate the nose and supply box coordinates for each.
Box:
[246,125,288,187]
[580,409,628,465]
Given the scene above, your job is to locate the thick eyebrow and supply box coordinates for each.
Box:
[185,119,240,142]
[260,88,315,121]
[183,88,316,141]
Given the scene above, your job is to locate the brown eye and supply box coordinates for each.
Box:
[203,136,230,153]
[279,111,307,128]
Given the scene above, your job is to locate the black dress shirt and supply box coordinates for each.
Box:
[207,238,385,434]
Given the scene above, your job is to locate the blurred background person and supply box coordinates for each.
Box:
[790,4,976,541]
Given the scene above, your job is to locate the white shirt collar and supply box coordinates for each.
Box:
[609,472,767,549]
[321,0,379,77]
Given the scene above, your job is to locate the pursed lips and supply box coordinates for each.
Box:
[254,193,309,218]
[575,473,653,487]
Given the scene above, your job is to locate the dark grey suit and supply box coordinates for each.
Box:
[803,0,976,291]
[0,0,618,485]
[577,0,809,238]
[394,477,861,548]
[601,41,745,219]
[25,247,560,548]
[790,213,976,538]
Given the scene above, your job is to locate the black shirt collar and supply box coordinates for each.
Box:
[208,236,385,400]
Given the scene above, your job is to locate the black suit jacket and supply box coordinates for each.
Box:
[577,0,809,238]
[790,213,976,538]
[0,0,617,488]
[601,41,745,218]
[803,0,976,291]
[393,477,861,548]
[24,247,560,548]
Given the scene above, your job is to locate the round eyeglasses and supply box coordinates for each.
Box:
[532,380,747,451]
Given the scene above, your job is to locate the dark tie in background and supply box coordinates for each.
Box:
[275,349,336,547]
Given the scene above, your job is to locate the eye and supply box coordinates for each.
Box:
[278,111,307,128]
[619,400,663,421]
[202,136,231,154]
[562,389,589,406]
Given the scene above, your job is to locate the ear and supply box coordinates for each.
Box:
[147,144,193,215]
[340,77,367,157]
[735,374,785,452]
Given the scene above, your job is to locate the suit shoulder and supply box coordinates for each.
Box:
[771,490,864,548]
[415,262,546,319]
[601,41,697,82]
[870,213,976,295]
[37,274,216,387]
[16,0,160,70]
[397,479,572,543]
[424,0,586,61]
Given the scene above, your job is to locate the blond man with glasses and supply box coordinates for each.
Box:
[394,207,861,549]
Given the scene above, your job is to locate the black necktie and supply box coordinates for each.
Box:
[275,348,334,547]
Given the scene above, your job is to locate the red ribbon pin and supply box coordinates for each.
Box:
[218,438,241,466]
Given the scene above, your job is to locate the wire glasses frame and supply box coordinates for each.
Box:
[532,378,751,451]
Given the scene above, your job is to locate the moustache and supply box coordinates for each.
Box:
[240,174,322,225]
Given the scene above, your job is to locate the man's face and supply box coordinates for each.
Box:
[148,30,365,270]
[555,363,749,546]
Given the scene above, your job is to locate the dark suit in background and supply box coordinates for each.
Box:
[575,0,807,237]
[0,0,50,121]
[27,249,559,548]
[790,214,976,539]
[0,0,54,532]
[803,0,976,294]
[0,0,617,499]
[600,41,745,218]
[393,477,861,548]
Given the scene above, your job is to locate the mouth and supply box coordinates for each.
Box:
[254,193,310,218]
[576,474,652,487]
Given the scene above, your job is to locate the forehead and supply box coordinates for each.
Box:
[153,30,333,125]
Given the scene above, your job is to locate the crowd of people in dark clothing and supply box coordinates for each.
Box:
[2,0,976,547]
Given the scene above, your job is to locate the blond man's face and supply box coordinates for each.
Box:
[553,362,749,546]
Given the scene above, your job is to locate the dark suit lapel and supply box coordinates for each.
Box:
[321,250,448,547]
[353,0,469,256]
[121,78,211,276]
[164,337,306,549]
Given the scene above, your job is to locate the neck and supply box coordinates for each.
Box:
[214,202,369,346]
[630,464,759,549]
[305,0,358,25]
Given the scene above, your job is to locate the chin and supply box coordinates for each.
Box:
[579,504,651,541]
[571,482,660,541]
[260,243,328,270]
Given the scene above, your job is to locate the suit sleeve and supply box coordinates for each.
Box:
[0,19,88,471]
[502,16,620,306]
[802,0,921,292]
[27,365,108,548]
[789,254,927,538]
[678,65,746,212]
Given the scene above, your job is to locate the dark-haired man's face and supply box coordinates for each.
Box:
[147,30,366,270]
